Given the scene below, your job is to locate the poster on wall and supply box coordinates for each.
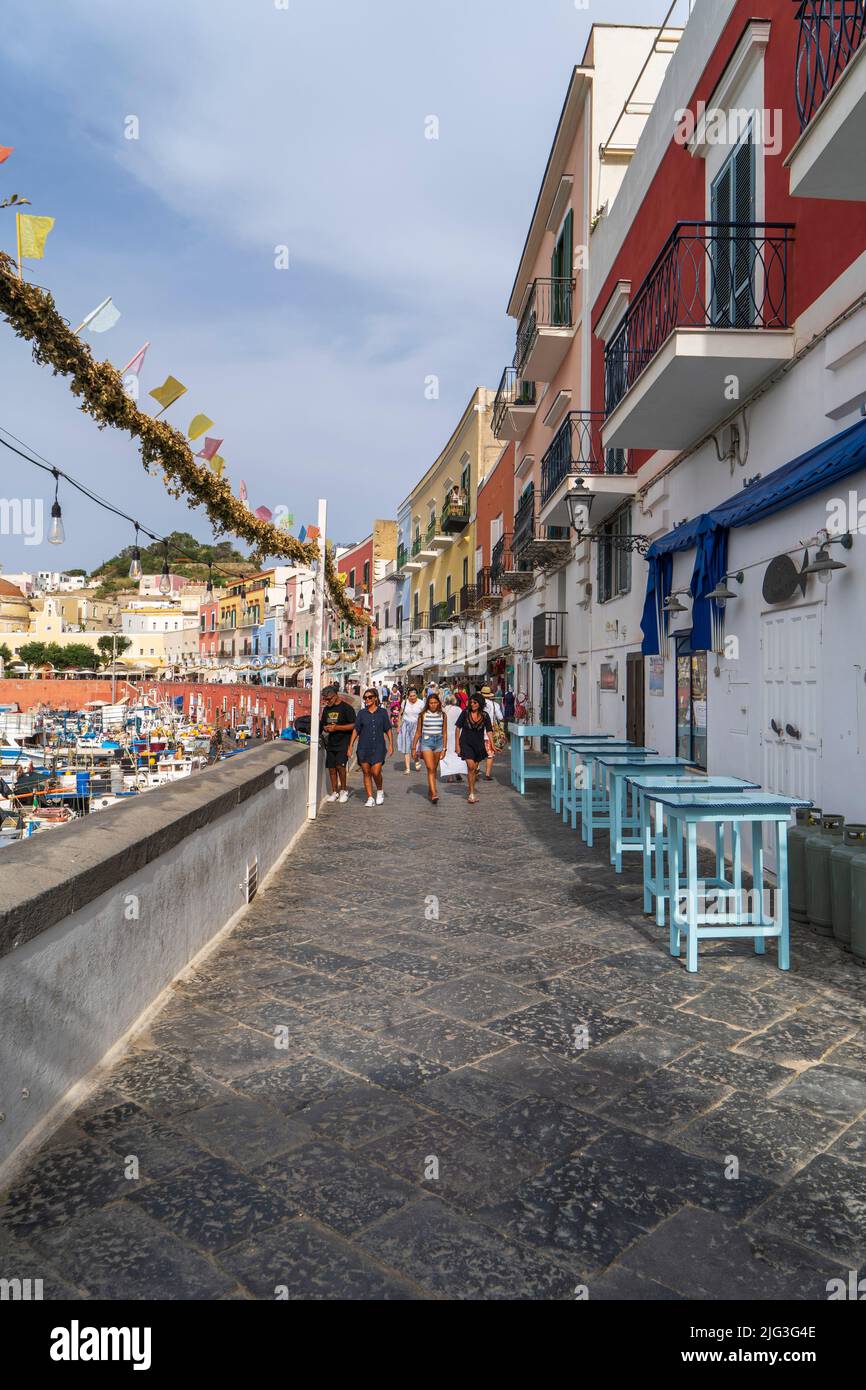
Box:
[599,662,618,692]
[648,657,665,697]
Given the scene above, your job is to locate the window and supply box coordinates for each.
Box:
[428,582,434,616]
[550,208,574,324]
[413,591,419,617]
[710,126,756,328]
[676,637,708,770]
[363,560,370,591]
[384,606,390,629]
[200,616,205,632]
[490,513,503,548]
[445,575,452,600]
[460,456,470,496]
[396,604,403,629]
[463,556,469,587]
[349,569,356,590]
[597,506,632,603]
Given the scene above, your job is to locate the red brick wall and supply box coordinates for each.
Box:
[0,678,311,732]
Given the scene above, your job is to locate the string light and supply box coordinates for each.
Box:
[48,469,65,545]
[159,541,172,596]
[128,523,142,580]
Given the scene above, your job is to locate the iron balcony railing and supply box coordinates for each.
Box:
[515,277,575,376]
[425,518,437,542]
[795,1,866,128]
[397,542,408,568]
[512,485,536,553]
[441,495,469,531]
[411,537,422,557]
[492,366,537,436]
[540,411,631,504]
[459,582,477,614]
[491,533,532,579]
[533,612,567,662]
[475,566,502,603]
[431,601,450,627]
[412,610,429,632]
[604,221,794,417]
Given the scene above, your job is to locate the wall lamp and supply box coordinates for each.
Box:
[802,532,852,585]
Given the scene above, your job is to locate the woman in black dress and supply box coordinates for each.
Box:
[349,689,394,807]
[455,694,493,804]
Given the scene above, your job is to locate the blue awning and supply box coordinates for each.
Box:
[641,415,866,653]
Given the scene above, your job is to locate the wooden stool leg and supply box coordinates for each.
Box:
[669,816,682,958]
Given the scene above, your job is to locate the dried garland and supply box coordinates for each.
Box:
[0,252,368,627]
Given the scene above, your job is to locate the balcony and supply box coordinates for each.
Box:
[411,610,430,633]
[540,411,635,527]
[515,277,576,383]
[458,582,478,615]
[431,601,451,628]
[396,542,408,570]
[441,494,470,533]
[787,1,866,199]
[603,222,794,452]
[533,612,567,664]
[490,534,534,593]
[492,367,537,442]
[404,537,425,571]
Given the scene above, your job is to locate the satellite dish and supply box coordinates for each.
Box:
[762,554,807,604]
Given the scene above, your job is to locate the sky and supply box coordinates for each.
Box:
[0,0,673,573]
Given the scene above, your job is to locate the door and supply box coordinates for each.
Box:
[540,665,556,751]
[626,652,645,746]
[762,607,821,802]
[710,127,756,328]
[550,208,573,324]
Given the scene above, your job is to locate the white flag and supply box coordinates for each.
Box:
[80,296,121,333]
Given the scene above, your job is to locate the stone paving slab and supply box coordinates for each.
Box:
[3,758,866,1298]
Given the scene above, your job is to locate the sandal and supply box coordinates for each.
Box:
[468,794,478,804]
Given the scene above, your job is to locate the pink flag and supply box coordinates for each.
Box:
[254,505,273,522]
[120,341,149,377]
[239,479,248,503]
[196,436,223,461]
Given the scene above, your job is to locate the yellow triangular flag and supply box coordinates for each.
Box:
[17,213,55,260]
[210,455,226,478]
[188,413,213,441]
[149,375,187,410]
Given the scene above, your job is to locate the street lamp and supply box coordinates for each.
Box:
[564,479,594,534]
[802,533,852,585]
[705,570,744,608]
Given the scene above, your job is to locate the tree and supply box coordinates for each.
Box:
[97,635,131,666]
[17,642,48,668]
[0,642,12,666]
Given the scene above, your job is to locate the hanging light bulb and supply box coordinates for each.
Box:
[159,542,172,596]
[128,523,142,580]
[48,470,65,545]
[205,562,214,599]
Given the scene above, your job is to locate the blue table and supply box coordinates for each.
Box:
[559,741,638,830]
[576,746,658,846]
[597,756,694,873]
[650,790,812,972]
[509,723,570,793]
[548,734,614,813]
[627,774,761,925]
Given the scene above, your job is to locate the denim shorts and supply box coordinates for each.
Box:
[419,734,444,753]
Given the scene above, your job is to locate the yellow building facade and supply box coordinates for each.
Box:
[406,387,498,629]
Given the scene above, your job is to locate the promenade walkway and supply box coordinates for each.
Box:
[2,760,866,1299]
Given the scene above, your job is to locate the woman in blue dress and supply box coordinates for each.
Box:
[349,688,394,807]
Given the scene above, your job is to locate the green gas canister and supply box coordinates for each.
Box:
[806,814,845,935]
[831,825,866,950]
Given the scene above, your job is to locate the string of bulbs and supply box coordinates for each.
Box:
[0,423,293,602]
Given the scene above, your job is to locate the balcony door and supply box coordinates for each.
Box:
[550,209,573,326]
[710,129,756,329]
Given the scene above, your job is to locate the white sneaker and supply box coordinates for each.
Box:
[376,790,384,805]
[338,790,349,803]
[365,796,375,807]
[325,792,338,802]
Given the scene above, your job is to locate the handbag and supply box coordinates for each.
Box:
[490,716,507,752]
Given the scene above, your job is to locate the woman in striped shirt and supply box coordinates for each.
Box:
[412,692,447,804]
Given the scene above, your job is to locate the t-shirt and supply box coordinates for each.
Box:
[321,701,356,744]
[420,710,444,737]
[401,699,422,728]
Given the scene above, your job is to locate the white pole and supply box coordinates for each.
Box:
[307,498,327,820]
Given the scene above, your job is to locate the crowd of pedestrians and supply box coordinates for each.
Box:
[318,677,511,808]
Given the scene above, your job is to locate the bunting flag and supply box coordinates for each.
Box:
[0,146,13,164]
[148,375,187,411]
[254,505,273,522]
[120,342,149,377]
[76,296,121,334]
[298,525,307,543]
[17,212,55,260]
[306,525,320,542]
[238,479,248,503]
[187,413,213,441]
[210,455,226,477]
[195,436,223,461]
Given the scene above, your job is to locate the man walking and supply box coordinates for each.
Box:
[320,684,357,803]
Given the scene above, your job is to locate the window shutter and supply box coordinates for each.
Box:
[732,135,756,326]
[710,161,733,327]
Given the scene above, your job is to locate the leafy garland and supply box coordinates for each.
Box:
[0,252,368,627]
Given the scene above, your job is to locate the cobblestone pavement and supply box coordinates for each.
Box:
[3,757,866,1300]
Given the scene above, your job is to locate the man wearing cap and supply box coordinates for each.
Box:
[320,685,357,803]
[479,684,504,782]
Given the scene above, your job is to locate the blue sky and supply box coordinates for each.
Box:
[0,0,665,572]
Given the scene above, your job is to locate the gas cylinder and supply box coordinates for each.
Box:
[830,825,866,950]
[789,807,822,923]
[850,854,866,965]
[806,814,845,935]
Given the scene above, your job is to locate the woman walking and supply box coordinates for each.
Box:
[349,688,394,807]
[456,693,493,804]
[396,685,422,774]
[440,694,467,783]
[412,690,447,803]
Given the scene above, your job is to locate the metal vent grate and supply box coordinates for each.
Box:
[245,856,258,903]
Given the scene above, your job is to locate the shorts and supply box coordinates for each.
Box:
[325,742,350,769]
[419,734,444,753]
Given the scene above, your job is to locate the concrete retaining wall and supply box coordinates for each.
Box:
[0,741,312,1180]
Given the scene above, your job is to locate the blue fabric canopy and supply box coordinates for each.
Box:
[640,415,866,653]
